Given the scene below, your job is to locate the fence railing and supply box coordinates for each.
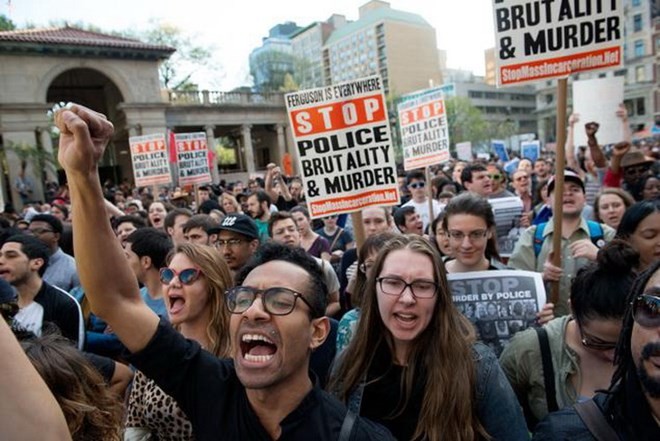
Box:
[167,90,285,106]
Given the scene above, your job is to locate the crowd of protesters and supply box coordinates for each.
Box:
[0,102,658,440]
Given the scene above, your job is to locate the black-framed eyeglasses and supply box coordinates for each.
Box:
[377,276,438,299]
[216,239,245,248]
[446,229,489,242]
[409,182,425,189]
[632,293,660,329]
[577,322,617,351]
[159,267,202,285]
[225,286,315,316]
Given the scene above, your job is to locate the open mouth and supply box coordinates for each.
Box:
[240,333,277,363]
[394,312,418,326]
[168,294,185,315]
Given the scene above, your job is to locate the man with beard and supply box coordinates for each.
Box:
[533,261,660,440]
[604,142,656,201]
[246,190,272,241]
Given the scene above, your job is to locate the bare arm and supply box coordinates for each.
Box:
[0,319,71,440]
[585,122,607,168]
[617,103,632,144]
[103,198,125,219]
[54,104,159,353]
[565,113,581,173]
[263,163,279,202]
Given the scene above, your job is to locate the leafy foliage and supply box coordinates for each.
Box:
[0,14,16,31]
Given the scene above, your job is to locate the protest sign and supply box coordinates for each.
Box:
[491,140,509,161]
[456,141,473,161]
[490,196,525,257]
[285,76,399,219]
[175,132,212,187]
[128,134,172,187]
[397,88,450,170]
[573,76,624,146]
[448,270,546,356]
[503,157,520,175]
[492,0,624,86]
[521,140,541,162]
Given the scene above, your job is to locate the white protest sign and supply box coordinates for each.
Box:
[397,88,450,170]
[492,0,624,86]
[456,141,473,161]
[448,270,546,356]
[285,76,399,219]
[175,132,212,186]
[128,134,172,187]
[573,76,624,146]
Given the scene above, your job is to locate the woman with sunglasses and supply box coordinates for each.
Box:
[125,243,232,441]
[329,235,528,440]
[532,259,660,440]
[500,240,638,429]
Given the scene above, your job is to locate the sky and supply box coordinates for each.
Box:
[3,0,496,90]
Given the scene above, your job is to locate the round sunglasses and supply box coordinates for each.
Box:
[632,293,660,329]
[159,267,202,285]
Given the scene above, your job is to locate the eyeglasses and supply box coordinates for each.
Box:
[29,227,54,235]
[409,182,425,189]
[377,276,438,299]
[215,239,245,248]
[515,176,529,182]
[225,286,314,316]
[577,323,618,351]
[632,294,660,328]
[623,165,650,178]
[159,267,202,285]
[489,174,502,181]
[446,229,489,242]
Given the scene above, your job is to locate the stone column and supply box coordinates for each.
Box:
[205,125,220,184]
[37,127,58,183]
[241,124,256,174]
[275,124,287,165]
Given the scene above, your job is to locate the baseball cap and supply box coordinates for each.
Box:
[208,213,258,240]
[547,170,585,194]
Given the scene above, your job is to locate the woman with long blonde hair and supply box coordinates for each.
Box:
[125,243,233,440]
[329,235,527,440]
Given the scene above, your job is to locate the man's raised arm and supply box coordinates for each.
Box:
[55,104,159,352]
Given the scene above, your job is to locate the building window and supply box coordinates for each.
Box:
[632,0,641,6]
[636,98,645,116]
[634,40,644,57]
[545,94,553,104]
[636,65,645,82]
[633,14,642,32]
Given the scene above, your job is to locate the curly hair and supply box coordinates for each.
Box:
[21,333,123,440]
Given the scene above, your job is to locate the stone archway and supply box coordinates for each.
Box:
[46,68,128,186]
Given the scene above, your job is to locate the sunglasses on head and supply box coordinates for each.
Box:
[159,267,202,285]
[632,293,660,328]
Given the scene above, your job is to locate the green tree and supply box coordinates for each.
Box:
[0,14,15,31]
[445,97,488,151]
[279,73,299,92]
[126,20,216,91]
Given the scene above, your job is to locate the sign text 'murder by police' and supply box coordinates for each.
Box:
[492,0,623,86]
[285,76,399,218]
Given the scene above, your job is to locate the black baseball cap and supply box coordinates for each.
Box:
[208,213,259,240]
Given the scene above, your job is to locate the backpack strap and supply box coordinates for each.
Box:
[535,327,559,413]
[574,399,620,441]
[586,221,605,249]
[533,222,548,258]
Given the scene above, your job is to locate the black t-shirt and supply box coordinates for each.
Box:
[127,319,394,441]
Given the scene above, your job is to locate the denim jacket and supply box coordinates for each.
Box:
[343,342,529,440]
